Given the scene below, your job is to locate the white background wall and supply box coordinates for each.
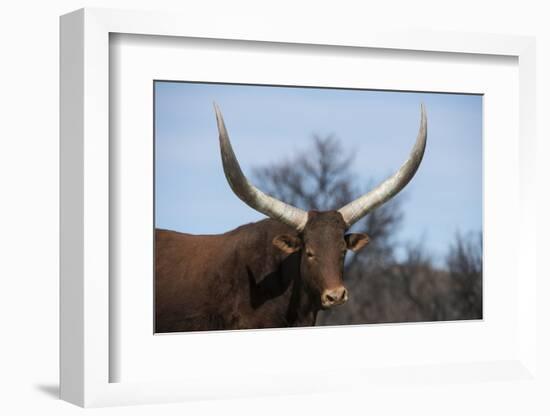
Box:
[1,1,548,414]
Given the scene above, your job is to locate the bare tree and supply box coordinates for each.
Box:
[253,135,356,211]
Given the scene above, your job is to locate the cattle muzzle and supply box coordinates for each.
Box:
[321,286,348,308]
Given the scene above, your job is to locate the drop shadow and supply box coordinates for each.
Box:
[34,383,59,399]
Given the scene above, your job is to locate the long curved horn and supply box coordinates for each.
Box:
[214,103,308,231]
[338,104,427,228]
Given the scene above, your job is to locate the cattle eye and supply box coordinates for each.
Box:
[306,250,315,259]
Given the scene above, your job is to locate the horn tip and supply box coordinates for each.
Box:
[420,103,427,124]
[213,102,226,133]
[213,101,221,116]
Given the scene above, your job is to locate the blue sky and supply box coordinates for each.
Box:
[155,81,482,264]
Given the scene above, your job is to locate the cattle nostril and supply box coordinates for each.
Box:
[322,287,348,306]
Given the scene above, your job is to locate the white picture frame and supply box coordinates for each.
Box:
[60,7,537,407]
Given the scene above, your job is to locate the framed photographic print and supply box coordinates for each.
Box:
[153,82,481,334]
[60,8,538,408]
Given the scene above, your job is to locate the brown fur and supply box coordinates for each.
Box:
[155,211,368,332]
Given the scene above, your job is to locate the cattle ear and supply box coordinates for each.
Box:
[345,233,370,252]
[272,234,302,254]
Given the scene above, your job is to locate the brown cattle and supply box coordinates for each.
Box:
[155,104,427,332]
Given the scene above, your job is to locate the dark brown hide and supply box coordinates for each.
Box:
[155,212,366,332]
